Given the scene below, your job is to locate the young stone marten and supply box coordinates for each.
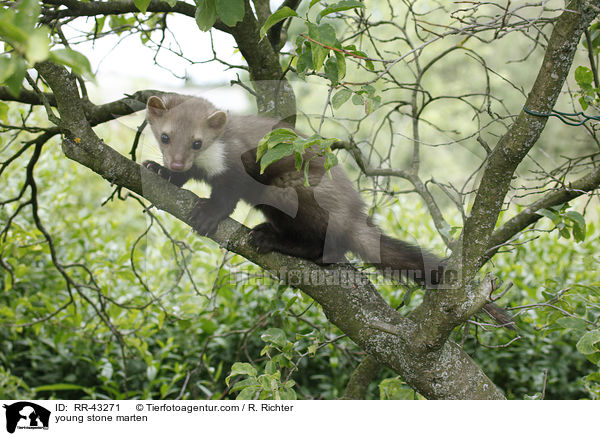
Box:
[143,93,442,286]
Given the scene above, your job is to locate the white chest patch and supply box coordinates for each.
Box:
[194,139,228,179]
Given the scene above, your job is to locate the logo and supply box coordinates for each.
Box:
[3,402,50,434]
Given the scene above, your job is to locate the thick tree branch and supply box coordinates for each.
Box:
[0,86,166,130]
[40,0,296,120]
[462,0,600,280]
[41,0,230,33]
[0,87,57,106]
[228,1,297,121]
[36,59,505,399]
[404,0,600,347]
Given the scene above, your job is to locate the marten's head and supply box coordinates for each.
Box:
[146,94,228,177]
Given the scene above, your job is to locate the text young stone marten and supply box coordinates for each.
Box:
[142,93,443,286]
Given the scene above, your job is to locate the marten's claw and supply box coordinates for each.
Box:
[190,199,222,236]
[142,160,170,180]
[249,225,276,253]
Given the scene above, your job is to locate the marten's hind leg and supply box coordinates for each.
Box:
[249,222,325,261]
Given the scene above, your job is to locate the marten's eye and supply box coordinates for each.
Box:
[160,133,170,144]
[192,139,203,150]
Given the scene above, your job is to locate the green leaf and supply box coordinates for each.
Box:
[49,48,93,78]
[265,360,276,375]
[15,0,41,30]
[296,42,313,74]
[324,56,339,84]
[575,66,594,86]
[216,0,244,27]
[303,159,311,186]
[536,208,557,222]
[195,0,217,31]
[362,84,375,95]
[0,101,8,122]
[226,362,257,386]
[25,27,49,63]
[256,128,297,160]
[260,143,295,173]
[324,152,338,171]
[558,225,571,239]
[165,0,178,6]
[34,383,87,392]
[335,50,346,80]
[134,0,151,13]
[565,210,586,241]
[577,330,600,355]
[280,388,297,400]
[0,15,30,46]
[555,317,588,331]
[312,44,328,72]
[94,16,106,36]
[5,57,27,96]
[261,328,287,347]
[309,0,321,9]
[351,93,363,105]
[294,151,303,171]
[307,23,328,71]
[317,0,365,23]
[565,210,586,229]
[579,96,589,110]
[236,386,261,400]
[259,6,298,39]
[229,377,261,393]
[365,94,381,114]
[573,222,586,242]
[0,56,17,84]
[147,364,158,381]
[332,89,352,109]
[317,23,337,47]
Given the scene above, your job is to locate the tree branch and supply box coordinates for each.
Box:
[484,165,600,263]
[0,86,56,106]
[340,355,382,400]
[41,0,230,34]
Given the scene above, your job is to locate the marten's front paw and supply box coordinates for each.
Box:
[190,199,224,236]
[143,160,169,178]
[249,224,277,254]
[143,160,190,187]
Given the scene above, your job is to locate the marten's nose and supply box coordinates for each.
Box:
[170,161,185,171]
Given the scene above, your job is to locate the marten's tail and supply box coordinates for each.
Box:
[350,229,443,286]
[376,234,444,286]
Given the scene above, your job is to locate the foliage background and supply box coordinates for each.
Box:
[1,127,598,399]
[1,0,600,400]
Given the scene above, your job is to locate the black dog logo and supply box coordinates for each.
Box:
[3,402,50,433]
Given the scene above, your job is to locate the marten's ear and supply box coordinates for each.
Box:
[147,96,167,118]
[207,111,227,130]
